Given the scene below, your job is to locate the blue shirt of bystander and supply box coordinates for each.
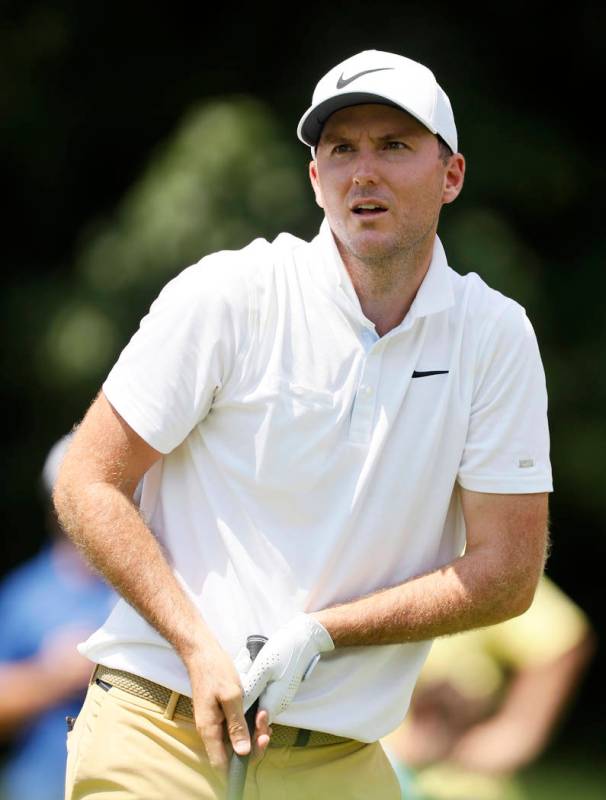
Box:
[0,545,114,800]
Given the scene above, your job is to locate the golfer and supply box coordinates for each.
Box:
[55,49,552,800]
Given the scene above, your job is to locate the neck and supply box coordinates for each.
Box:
[336,234,435,337]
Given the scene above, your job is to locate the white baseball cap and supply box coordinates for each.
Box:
[297,49,458,153]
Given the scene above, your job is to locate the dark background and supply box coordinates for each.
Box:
[2,0,604,758]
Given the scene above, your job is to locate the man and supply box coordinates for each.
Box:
[55,49,552,799]
[0,435,114,800]
[382,575,594,799]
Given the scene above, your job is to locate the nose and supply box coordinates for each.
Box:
[352,151,379,187]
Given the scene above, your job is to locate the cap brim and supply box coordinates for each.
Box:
[297,92,437,147]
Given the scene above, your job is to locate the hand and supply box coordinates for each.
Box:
[250,708,273,760]
[183,640,270,774]
[238,614,334,722]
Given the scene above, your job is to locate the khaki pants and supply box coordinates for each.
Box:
[65,681,402,799]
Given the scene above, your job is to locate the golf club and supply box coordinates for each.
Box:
[226,634,267,800]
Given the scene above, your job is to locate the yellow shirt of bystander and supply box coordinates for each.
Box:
[382,576,592,800]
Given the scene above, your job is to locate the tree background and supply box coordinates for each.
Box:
[2,0,604,764]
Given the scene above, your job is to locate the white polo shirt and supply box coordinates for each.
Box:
[80,220,552,741]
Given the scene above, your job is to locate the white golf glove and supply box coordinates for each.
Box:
[237,614,334,722]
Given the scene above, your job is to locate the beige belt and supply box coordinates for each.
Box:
[92,665,352,748]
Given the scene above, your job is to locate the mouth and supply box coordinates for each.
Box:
[350,201,388,217]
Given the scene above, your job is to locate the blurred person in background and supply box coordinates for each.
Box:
[382,575,595,800]
[0,435,115,800]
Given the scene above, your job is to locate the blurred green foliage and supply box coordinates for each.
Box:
[518,752,606,800]
[35,98,317,390]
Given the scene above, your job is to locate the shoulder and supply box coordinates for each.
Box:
[158,232,308,307]
[449,268,534,349]
[450,268,525,323]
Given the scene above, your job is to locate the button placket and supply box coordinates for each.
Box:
[349,344,382,444]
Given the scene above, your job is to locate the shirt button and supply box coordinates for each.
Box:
[360,385,373,396]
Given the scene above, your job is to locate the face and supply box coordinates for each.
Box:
[309,104,465,267]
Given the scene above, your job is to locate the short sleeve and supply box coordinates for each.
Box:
[103,255,249,454]
[458,302,552,493]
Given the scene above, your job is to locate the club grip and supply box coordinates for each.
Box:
[244,635,267,734]
[226,634,268,800]
[246,634,268,663]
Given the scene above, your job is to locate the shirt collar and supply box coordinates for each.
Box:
[310,218,454,329]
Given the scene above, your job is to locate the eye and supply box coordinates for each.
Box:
[384,141,407,150]
[332,143,353,154]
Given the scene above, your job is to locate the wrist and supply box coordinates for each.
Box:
[299,612,334,652]
[309,609,339,644]
[174,620,220,665]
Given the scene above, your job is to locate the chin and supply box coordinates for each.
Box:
[348,233,400,263]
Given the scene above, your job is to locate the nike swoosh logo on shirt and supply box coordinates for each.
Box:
[336,67,394,89]
[412,370,449,378]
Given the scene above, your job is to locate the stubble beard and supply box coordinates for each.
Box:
[337,218,438,296]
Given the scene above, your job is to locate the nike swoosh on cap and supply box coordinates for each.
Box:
[411,370,449,378]
[336,67,394,89]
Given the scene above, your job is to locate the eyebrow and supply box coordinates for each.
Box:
[376,131,413,141]
[320,129,416,145]
[319,132,350,145]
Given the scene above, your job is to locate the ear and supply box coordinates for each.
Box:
[309,160,325,210]
[442,153,466,205]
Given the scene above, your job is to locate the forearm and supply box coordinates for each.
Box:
[0,661,68,736]
[314,543,538,647]
[52,397,263,771]
[315,490,548,647]
[54,479,213,661]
